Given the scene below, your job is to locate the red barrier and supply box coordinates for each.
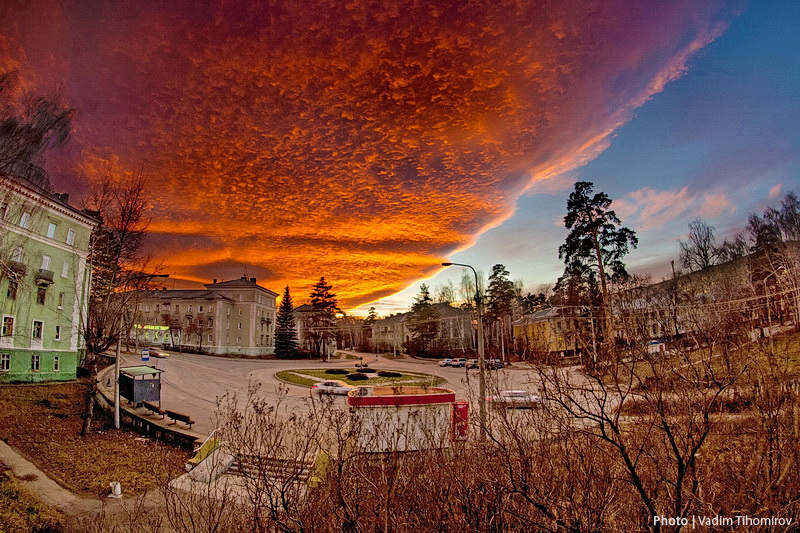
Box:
[450,401,468,441]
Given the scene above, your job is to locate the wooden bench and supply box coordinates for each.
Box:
[165,409,195,429]
[142,401,165,419]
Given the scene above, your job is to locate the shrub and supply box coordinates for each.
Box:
[348,373,368,381]
[378,371,402,378]
[325,368,349,375]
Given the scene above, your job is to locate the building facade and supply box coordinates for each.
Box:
[0,174,96,382]
[372,303,474,355]
[132,277,278,356]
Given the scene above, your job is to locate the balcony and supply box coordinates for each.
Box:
[4,261,26,277]
[35,269,54,286]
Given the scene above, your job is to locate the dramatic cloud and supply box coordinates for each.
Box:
[0,0,735,307]
[614,187,735,230]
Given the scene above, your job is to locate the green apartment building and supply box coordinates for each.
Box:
[1,174,96,382]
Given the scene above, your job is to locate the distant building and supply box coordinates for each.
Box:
[513,307,590,359]
[132,277,277,356]
[372,303,474,355]
[0,174,97,382]
[292,303,337,357]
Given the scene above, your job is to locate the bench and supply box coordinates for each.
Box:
[165,409,195,429]
[142,401,165,419]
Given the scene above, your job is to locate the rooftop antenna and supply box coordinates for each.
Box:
[243,264,249,279]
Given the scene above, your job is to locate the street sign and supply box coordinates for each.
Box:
[141,348,150,362]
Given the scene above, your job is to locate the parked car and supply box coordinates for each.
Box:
[486,390,541,409]
[486,359,504,370]
[449,358,467,367]
[465,359,478,369]
[438,358,453,367]
[311,380,355,396]
[147,347,168,358]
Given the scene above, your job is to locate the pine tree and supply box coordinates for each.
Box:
[559,181,637,348]
[275,286,299,358]
[407,284,439,355]
[307,277,338,359]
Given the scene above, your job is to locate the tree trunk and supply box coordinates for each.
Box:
[80,362,98,436]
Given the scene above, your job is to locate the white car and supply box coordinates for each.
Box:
[311,380,355,395]
[438,359,453,367]
[486,390,541,409]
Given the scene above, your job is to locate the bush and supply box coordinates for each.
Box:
[378,371,402,378]
[325,368,349,375]
[348,373,368,381]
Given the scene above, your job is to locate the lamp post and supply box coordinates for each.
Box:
[442,262,486,438]
[762,265,785,356]
[114,273,169,429]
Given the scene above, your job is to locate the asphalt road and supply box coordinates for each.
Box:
[119,350,537,436]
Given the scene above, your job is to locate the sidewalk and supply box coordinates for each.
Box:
[1,439,177,530]
[0,440,100,516]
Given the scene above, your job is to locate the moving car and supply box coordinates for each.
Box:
[486,390,541,409]
[438,358,453,367]
[311,380,355,396]
[486,359,504,370]
[147,347,168,358]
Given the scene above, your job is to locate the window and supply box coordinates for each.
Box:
[47,222,57,238]
[208,306,214,313]
[19,211,31,229]
[188,305,193,313]
[31,354,40,371]
[155,304,160,312]
[226,308,231,316]
[0,353,9,371]
[37,287,46,305]
[199,305,203,312]
[7,280,18,300]
[41,255,51,270]
[2,316,13,336]
[144,304,150,312]
[175,305,180,312]
[207,334,212,343]
[236,335,241,344]
[238,295,243,301]
[57,293,64,309]
[55,325,61,340]
[66,229,75,245]
[11,247,23,262]
[61,261,69,277]
[238,308,242,316]
[53,356,60,372]
[207,317,213,327]
[238,322,242,330]
[32,321,43,340]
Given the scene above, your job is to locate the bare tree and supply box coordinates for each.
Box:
[679,218,722,272]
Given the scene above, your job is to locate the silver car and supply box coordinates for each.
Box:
[311,380,355,395]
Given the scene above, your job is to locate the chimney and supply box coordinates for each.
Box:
[250,277,256,283]
[58,193,70,203]
[213,278,217,284]
[241,276,247,281]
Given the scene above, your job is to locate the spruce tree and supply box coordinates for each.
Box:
[275,286,299,358]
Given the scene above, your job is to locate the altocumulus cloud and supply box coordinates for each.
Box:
[0,0,736,307]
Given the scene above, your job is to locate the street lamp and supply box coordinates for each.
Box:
[442,262,487,438]
[762,265,785,356]
[114,273,169,429]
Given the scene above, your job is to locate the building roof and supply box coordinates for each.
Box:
[139,290,232,301]
[204,276,278,296]
[1,173,99,227]
[293,303,315,313]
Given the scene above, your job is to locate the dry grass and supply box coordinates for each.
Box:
[0,381,189,497]
[0,460,64,533]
